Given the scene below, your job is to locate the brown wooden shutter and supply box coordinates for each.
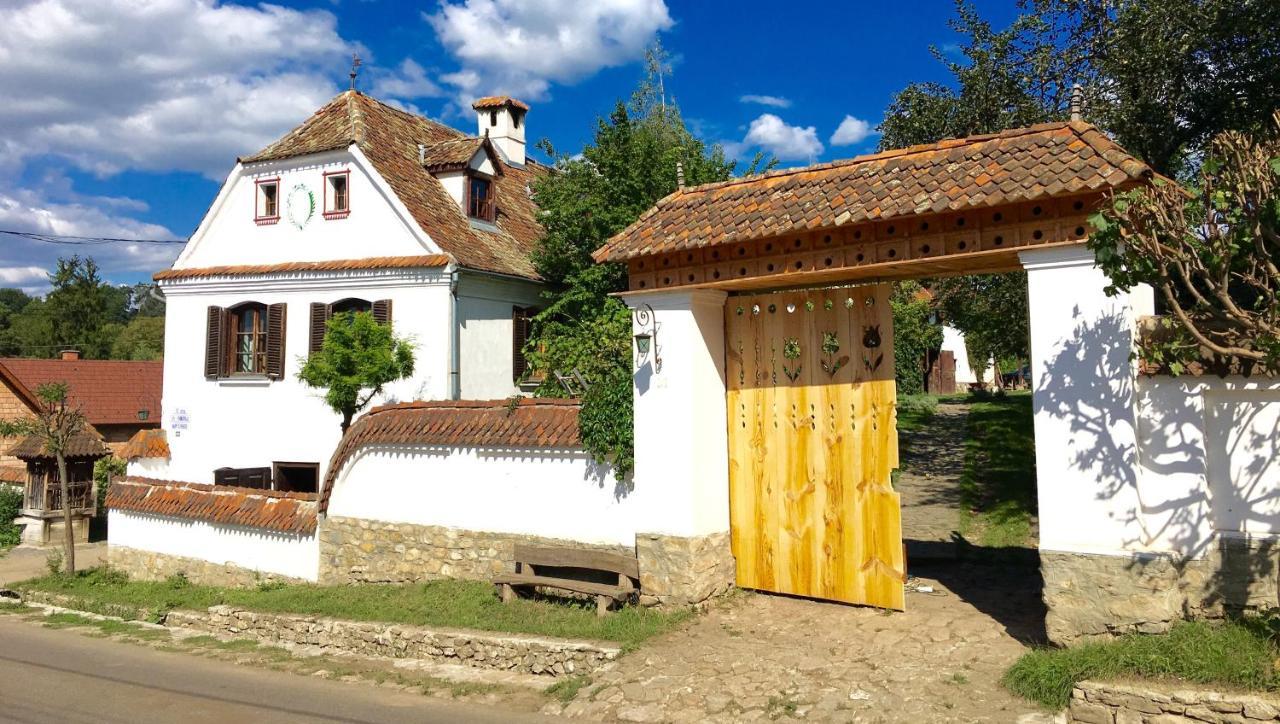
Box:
[512,306,532,383]
[266,303,287,379]
[372,299,393,327]
[309,302,331,355]
[205,306,225,378]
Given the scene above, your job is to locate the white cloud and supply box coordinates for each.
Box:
[739,94,791,109]
[371,59,445,100]
[426,0,673,105]
[736,114,823,161]
[0,0,368,180]
[830,115,873,146]
[0,266,48,289]
[0,188,182,288]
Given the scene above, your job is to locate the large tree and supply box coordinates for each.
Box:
[528,46,772,476]
[1089,115,1280,374]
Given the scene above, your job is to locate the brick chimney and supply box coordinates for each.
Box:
[472,96,528,166]
[60,349,80,361]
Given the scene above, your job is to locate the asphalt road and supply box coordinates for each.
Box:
[0,616,557,723]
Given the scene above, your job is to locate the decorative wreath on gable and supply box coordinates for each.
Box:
[286,183,316,230]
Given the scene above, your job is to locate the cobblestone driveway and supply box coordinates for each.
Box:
[544,558,1050,723]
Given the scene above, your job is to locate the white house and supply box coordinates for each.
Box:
[136,91,547,493]
[940,325,992,387]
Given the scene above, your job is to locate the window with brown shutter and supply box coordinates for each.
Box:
[372,299,392,327]
[205,306,226,378]
[266,303,286,378]
[512,306,535,383]
[309,302,331,355]
[228,303,268,374]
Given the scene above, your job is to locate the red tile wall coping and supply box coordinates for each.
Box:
[319,398,583,514]
[108,477,318,535]
[119,428,171,460]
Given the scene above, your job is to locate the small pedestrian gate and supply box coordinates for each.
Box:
[725,285,905,610]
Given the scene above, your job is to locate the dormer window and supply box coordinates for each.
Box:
[255,178,280,224]
[324,170,350,219]
[489,110,498,127]
[466,173,495,222]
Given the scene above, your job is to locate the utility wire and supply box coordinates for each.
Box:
[0,229,186,245]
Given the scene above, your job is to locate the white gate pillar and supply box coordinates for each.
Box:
[1020,245,1156,642]
[621,288,735,605]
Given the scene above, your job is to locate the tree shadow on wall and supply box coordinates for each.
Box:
[1033,307,1280,623]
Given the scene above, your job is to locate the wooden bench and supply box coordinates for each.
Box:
[493,544,640,616]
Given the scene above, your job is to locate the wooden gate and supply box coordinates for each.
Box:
[725,285,905,610]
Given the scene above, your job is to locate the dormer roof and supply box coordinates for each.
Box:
[419,137,503,175]
[237,91,546,280]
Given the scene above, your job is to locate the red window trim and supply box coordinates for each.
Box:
[255,177,281,225]
[323,170,351,220]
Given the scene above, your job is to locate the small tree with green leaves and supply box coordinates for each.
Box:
[297,311,415,433]
[1089,113,1280,374]
[0,382,87,573]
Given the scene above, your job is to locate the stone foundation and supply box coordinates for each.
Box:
[108,545,309,587]
[1043,536,1280,645]
[318,517,633,585]
[635,531,735,606]
[1070,680,1280,723]
[16,514,90,547]
[166,606,620,677]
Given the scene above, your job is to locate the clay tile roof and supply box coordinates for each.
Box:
[119,428,170,460]
[0,467,24,485]
[154,255,451,282]
[233,91,547,280]
[8,429,110,459]
[107,477,318,535]
[471,96,530,111]
[419,137,495,174]
[0,358,162,425]
[319,398,582,514]
[593,121,1155,263]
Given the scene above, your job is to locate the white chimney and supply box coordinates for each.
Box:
[472,96,528,166]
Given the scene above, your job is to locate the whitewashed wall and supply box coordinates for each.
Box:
[326,445,636,546]
[155,269,452,484]
[1127,376,1280,557]
[109,510,319,581]
[457,274,543,400]
[941,325,989,385]
[178,149,437,268]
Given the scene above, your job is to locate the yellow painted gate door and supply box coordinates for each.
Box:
[725,285,906,610]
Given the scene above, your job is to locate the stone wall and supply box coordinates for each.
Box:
[1043,535,1280,644]
[318,516,633,585]
[167,606,620,677]
[1070,680,1280,723]
[108,545,309,587]
[635,531,735,607]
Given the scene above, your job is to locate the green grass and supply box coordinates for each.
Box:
[546,674,591,703]
[1005,620,1280,709]
[18,568,692,647]
[958,391,1037,548]
[896,394,940,434]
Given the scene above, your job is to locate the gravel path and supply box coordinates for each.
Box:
[897,402,970,547]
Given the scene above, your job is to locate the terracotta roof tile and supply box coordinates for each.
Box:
[8,429,110,459]
[418,137,495,174]
[155,255,451,282]
[234,91,547,280]
[319,398,582,513]
[0,358,162,425]
[119,428,170,460]
[594,121,1154,263]
[107,477,317,535]
[0,467,24,484]
[471,96,530,111]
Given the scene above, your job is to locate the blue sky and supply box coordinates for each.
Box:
[0,0,1020,292]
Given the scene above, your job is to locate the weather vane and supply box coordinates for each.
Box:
[349,53,362,91]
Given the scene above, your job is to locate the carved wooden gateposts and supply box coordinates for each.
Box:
[725,284,906,610]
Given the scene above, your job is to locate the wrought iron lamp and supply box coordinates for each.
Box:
[633,303,661,371]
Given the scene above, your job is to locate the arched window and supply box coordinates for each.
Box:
[230,302,268,374]
[330,297,372,317]
[308,298,392,355]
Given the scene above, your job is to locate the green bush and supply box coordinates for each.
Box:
[0,484,22,548]
[890,281,942,396]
